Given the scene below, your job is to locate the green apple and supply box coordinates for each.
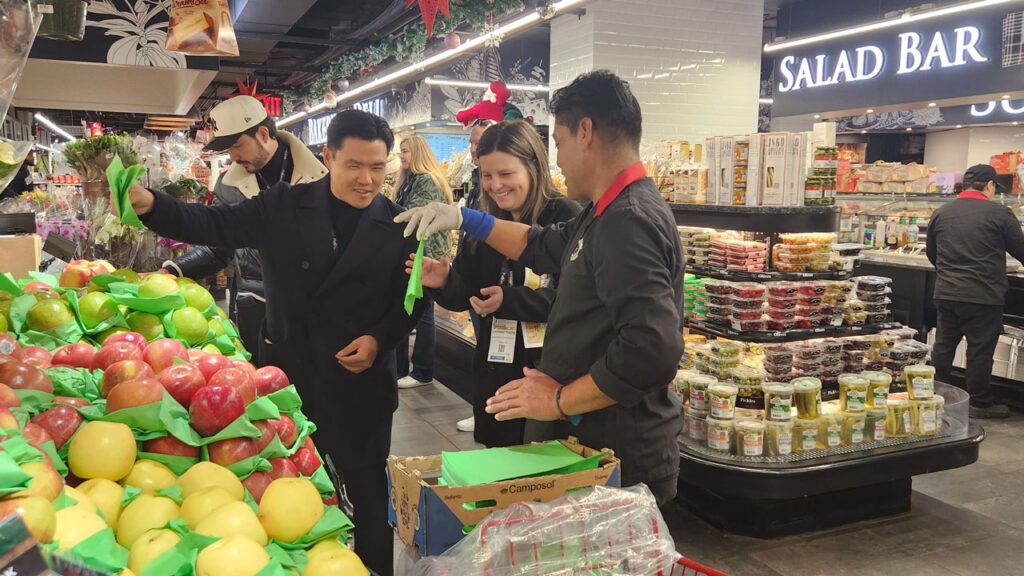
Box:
[175,277,196,286]
[0,314,7,333]
[181,284,214,312]
[96,327,129,344]
[78,292,118,330]
[127,312,165,342]
[231,338,245,354]
[202,344,220,355]
[208,318,225,338]
[138,275,180,299]
[112,268,141,284]
[214,306,229,321]
[26,300,75,331]
[171,307,208,346]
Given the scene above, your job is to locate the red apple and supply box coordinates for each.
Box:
[143,338,189,373]
[103,331,147,353]
[52,343,96,369]
[22,282,58,299]
[186,349,206,363]
[189,385,244,437]
[0,407,18,430]
[242,471,272,503]
[206,437,258,467]
[30,405,83,449]
[301,437,315,452]
[0,362,52,393]
[0,334,18,354]
[231,360,256,378]
[92,341,143,371]
[142,435,200,458]
[156,364,205,408]
[195,354,233,382]
[267,457,298,480]
[268,414,297,448]
[100,359,154,398]
[0,383,19,408]
[252,366,289,397]
[59,262,94,288]
[207,368,255,405]
[13,346,52,369]
[290,447,321,477]
[21,422,53,448]
[253,420,275,453]
[52,396,89,408]
[105,377,163,413]
[322,492,340,507]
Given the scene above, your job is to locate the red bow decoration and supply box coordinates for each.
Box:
[405,0,451,37]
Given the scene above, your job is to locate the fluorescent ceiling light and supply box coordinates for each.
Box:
[1003,94,1011,99]
[927,102,937,107]
[279,0,588,128]
[758,97,774,104]
[425,77,550,92]
[763,0,1015,53]
[866,109,874,114]
[34,113,76,141]
[956,124,963,128]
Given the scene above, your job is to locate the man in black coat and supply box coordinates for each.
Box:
[126,110,422,576]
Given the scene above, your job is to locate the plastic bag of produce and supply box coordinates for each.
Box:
[0,138,31,191]
[412,485,680,576]
[0,0,39,124]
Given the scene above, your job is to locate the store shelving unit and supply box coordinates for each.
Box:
[670,203,841,233]
[687,319,902,343]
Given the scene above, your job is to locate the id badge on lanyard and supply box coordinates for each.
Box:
[488,260,518,363]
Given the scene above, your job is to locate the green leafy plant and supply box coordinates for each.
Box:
[63,134,140,181]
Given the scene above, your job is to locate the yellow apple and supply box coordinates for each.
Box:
[181,486,235,529]
[178,462,244,501]
[195,501,267,546]
[116,495,180,549]
[305,538,347,561]
[121,570,137,576]
[127,528,181,574]
[53,506,107,552]
[302,547,367,576]
[68,421,136,481]
[77,478,125,530]
[195,534,270,576]
[11,460,63,502]
[121,460,176,495]
[258,478,323,543]
[0,496,56,543]
[62,486,98,514]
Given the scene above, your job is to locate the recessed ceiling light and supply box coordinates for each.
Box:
[1002,95,1011,99]
[860,130,867,134]
[905,127,913,131]
[956,124,963,128]
[928,102,937,107]
[866,109,874,114]
[1014,121,1020,125]
[813,114,821,119]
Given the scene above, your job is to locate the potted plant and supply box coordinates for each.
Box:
[62,134,139,199]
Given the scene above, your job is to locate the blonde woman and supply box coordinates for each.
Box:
[394,135,455,389]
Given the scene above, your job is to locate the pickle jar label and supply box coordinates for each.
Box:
[903,412,912,432]
[801,429,817,451]
[852,422,864,444]
[743,435,764,456]
[690,390,707,410]
[911,377,934,398]
[769,397,792,420]
[846,390,866,411]
[922,408,937,433]
[874,420,886,441]
[779,432,793,455]
[827,425,841,447]
[688,419,705,439]
[872,389,888,407]
[710,396,735,419]
[708,430,730,451]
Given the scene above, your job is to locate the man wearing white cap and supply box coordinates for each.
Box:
[162,96,327,365]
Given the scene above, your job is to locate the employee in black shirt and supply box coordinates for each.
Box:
[1,147,35,201]
[927,164,1024,419]
[126,110,421,575]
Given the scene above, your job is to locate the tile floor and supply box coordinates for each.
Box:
[391,383,1024,575]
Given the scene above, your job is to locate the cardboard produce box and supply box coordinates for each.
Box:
[0,234,41,278]
[387,437,620,557]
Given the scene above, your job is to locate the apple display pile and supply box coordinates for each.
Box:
[0,274,365,574]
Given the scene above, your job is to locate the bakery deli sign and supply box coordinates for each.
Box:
[772,2,1024,117]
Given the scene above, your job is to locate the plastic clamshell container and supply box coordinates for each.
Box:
[766,281,801,297]
[735,420,766,457]
[728,366,764,388]
[732,282,766,298]
[709,340,743,358]
[765,420,794,456]
[854,276,892,292]
[904,365,935,400]
[730,296,765,310]
[731,308,763,321]
[762,344,794,364]
[794,343,826,360]
[799,281,829,296]
[706,417,736,453]
[767,296,800,310]
[703,279,736,295]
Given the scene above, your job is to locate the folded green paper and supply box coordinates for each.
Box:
[404,239,425,315]
[107,154,147,228]
[440,440,604,487]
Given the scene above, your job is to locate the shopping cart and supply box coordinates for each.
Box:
[672,557,730,576]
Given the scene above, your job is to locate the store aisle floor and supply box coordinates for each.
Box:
[390,385,1024,575]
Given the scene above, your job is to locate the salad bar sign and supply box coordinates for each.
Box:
[772,2,1024,117]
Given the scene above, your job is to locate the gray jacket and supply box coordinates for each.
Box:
[164,131,328,300]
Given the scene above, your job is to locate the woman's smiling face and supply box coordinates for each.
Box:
[480,150,531,214]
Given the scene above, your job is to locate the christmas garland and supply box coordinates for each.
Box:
[283,0,524,112]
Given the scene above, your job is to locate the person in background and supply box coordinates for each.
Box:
[397,71,685,505]
[455,117,497,432]
[1,146,35,201]
[927,164,1024,419]
[394,135,455,389]
[420,120,580,447]
[160,96,327,367]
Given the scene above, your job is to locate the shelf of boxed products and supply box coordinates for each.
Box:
[686,264,854,283]
[670,203,840,234]
[687,318,903,343]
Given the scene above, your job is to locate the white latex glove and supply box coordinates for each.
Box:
[394,202,463,240]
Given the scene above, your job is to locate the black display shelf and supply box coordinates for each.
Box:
[676,422,983,538]
[670,203,840,234]
[686,319,903,343]
[686,264,853,282]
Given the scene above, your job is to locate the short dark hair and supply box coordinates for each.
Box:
[967,179,990,191]
[326,109,394,153]
[244,116,277,140]
[549,70,642,148]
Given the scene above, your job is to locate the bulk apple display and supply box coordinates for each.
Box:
[26,300,75,332]
[77,292,119,330]
[13,346,52,368]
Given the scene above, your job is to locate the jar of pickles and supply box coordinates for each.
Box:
[765,420,794,456]
[904,365,935,400]
[685,406,708,442]
[689,375,716,411]
[672,370,694,403]
[763,382,794,421]
[708,383,739,419]
[887,399,912,438]
[865,408,887,442]
[841,411,866,445]
[819,412,843,448]
[706,417,735,453]
[793,417,821,452]
[838,374,869,412]
[861,371,892,408]
[736,420,766,457]
[911,397,942,436]
[792,377,823,419]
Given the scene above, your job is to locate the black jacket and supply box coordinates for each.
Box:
[140,178,424,468]
[1,161,33,201]
[431,197,581,447]
[927,196,1024,306]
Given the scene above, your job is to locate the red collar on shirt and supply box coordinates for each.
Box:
[594,161,647,217]
[958,190,990,201]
